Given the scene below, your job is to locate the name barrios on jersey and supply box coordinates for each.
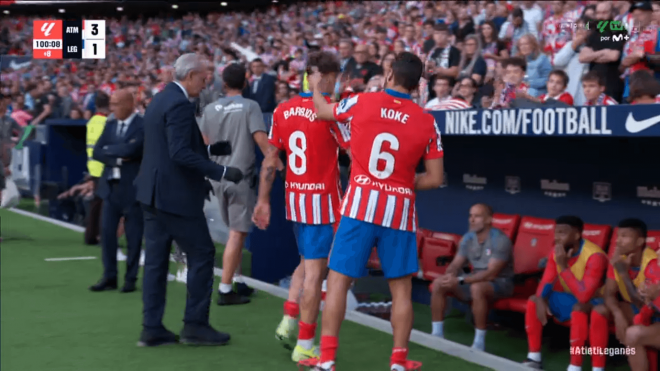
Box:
[283,106,317,122]
[380,108,410,124]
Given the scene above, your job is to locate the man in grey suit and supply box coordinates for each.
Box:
[134,53,243,347]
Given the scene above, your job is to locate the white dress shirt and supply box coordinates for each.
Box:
[110,113,137,179]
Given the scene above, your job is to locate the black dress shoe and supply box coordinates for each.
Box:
[120,282,136,293]
[137,327,178,347]
[89,278,117,292]
[179,324,230,346]
[217,291,251,306]
[233,282,255,297]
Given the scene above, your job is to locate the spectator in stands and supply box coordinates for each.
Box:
[582,71,619,106]
[349,44,383,85]
[499,7,537,56]
[628,70,660,104]
[430,203,514,351]
[518,70,574,105]
[520,1,544,34]
[480,21,509,83]
[457,35,487,86]
[540,0,572,65]
[619,1,659,101]
[492,57,528,108]
[275,81,290,104]
[579,1,626,102]
[523,216,607,371]
[454,7,476,47]
[516,34,551,98]
[10,93,32,127]
[424,76,452,110]
[244,58,276,114]
[553,17,590,106]
[590,218,659,371]
[428,23,461,100]
[454,76,480,108]
[338,39,356,75]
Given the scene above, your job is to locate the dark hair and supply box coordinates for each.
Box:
[391,52,423,91]
[423,19,435,27]
[555,215,584,232]
[629,70,660,102]
[222,63,247,90]
[434,23,449,33]
[473,203,494,217]
[581,70,604,86]
[618,218,648,239]
[502,57,527,72]
[251,58,264,65]
[307,51,340,75]
[512,7,524,19]
[549,70,569,88]
[435,75,453,85]
[459,76,477,88]
[95,91,110,110]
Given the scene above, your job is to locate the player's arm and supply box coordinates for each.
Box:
[257,144,281,204]
[445,237,469,276]
[464,235,512,284]
[536,252,559,299]
[614,260,646,307]
[559,253,608,303]
[603,267,623,316]
[414,119,444,190]
[311,87,337,121]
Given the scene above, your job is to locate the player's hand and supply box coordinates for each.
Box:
[307,71,322,91]
[252,201,271,230]
[209,141,232,156]
[613,312,629,344]
[535,298,550,326]
[554,244,570,270]
[222,166,243,183]
[611,252,632,274]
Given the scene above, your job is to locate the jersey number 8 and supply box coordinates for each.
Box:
[289,130,307,175]
[369,133,398,179]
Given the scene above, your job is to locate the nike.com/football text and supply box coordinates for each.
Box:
[570,346,635,356]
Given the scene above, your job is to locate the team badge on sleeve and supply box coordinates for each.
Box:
[336,95,359,115]
[433,120,443,151]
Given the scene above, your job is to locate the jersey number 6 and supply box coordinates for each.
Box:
[289,130,307,175]
[369,133,398,179]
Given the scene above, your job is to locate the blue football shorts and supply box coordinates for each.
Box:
[546,291,604,322]
[292,222,334,260]
[328,216,418,279]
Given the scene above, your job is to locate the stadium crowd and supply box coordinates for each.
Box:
[2,1,660,371]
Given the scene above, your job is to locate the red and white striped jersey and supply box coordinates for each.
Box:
[585,94,618,106]
[539,92,574,105]
[427,97,471,111]
[332,89,444,233]
[269,93,348,225]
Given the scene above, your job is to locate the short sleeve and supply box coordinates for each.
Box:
[248,101,267,134]
[491,235,513,262]
[329,120,350,149]
[423,117,444,160]
[333,94,360,123]
[268,108,285,150]
[457,236,469,258]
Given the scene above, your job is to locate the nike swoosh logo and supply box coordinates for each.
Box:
[625,113,660,133]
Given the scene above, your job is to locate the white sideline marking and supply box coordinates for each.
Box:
[8,208,534,371]
[45,256,97,261]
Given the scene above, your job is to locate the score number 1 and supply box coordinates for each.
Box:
[82,20,106,59]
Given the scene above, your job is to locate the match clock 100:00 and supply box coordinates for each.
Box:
[33,39,62,49]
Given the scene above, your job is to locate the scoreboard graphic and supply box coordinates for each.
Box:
[33,20,105,59]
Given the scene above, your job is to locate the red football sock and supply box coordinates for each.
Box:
[525,299,543,353]
[284,300,299,318]
[570,311,588,367]
[390,347,409,367]
[590,310,609,368]
[298,321,317,341]
[320,335,338,364]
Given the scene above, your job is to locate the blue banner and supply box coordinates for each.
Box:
[430,104,660,137]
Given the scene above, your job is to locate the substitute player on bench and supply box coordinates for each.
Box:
[252,51,347,363]
[626,272,660,371]
[590,218,659,371]
[523,216,608,371]
[308,51,444,371]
